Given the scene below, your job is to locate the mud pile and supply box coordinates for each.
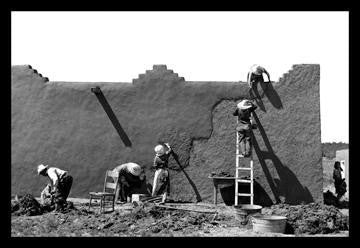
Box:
[262,203,349,234]
[119,204,217,234]
[11,194,43,216]
[65,203,223,236]
[11,194,76,216]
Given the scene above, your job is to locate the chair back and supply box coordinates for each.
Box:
[103,170,119,193]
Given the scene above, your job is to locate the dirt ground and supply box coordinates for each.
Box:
[11,196,348,237]
[11,158,349,237]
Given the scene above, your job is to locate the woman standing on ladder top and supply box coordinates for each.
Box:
[247,64,271,88]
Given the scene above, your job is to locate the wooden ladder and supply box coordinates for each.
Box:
[235,114,254,206]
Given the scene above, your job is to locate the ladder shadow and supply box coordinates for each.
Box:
[91,87,132,147]
[250,112,313,205]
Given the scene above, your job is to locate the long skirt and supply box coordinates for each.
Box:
[152,169,170,197]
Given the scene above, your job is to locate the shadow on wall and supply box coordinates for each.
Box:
[91,86,132,147]
[249,80,283,112]
[219,180,274,206]
[251,111,313,205]
[170,151,202,202]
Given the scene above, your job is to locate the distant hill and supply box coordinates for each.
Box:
[322,142,349,158]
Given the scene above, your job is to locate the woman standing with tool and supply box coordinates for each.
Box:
[152,142,172,203]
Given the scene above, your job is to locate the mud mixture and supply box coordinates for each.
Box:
[11,194,76,216]
[262,202,349,234]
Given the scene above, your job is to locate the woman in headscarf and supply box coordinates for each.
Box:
[112,162,145,202]
[152,143,172,202]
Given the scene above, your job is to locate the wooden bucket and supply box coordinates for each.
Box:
[251,215,287,233]
[234,204,262,225]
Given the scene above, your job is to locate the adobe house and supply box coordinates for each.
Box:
[11,64,322,205]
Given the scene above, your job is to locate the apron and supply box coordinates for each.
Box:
[152,168,170,196]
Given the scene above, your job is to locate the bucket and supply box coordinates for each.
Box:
[251,215,287,233]
[234,204,262,225]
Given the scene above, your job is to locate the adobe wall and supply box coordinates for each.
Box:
[11,64,322,204]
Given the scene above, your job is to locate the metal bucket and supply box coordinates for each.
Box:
[251,215,287,233]
[234,204,262,225]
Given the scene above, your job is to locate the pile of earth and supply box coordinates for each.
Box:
[12,201,235,237]
[100,204,226,235]
[11,194,76,216]
[57,203,229,236]
[262,203,349,234]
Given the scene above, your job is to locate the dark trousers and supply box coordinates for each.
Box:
[54,175,73,207]
[237,123,252,156]
[335,180,347,199]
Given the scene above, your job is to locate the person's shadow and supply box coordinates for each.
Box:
[170,151,202,202]
[250,111,313,205]
[249,79,283,112]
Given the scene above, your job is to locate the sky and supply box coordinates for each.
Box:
[11,11,349,143]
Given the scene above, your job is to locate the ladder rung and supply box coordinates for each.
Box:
[236,179,251,183]
[236,167,252,170]
[237,193,253,197]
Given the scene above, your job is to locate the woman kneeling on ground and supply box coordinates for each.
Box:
[112,162,147,203]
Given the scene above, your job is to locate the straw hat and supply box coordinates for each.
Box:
[237,100,253,110]
[37,164,48,175]
[127,163,142,177]
[154,144,165,156]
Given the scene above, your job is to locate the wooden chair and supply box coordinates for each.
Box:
[89,170,119,213]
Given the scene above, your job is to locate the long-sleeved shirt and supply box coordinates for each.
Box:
[113,163,142,185]
[153,153,171,169]
[47,167,68,187]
